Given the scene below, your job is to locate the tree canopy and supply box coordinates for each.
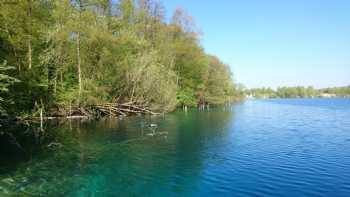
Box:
[0,0,241,117]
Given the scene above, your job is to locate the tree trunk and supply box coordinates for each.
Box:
[60,71,63,89]
[27,0,32,70]
[77,1,83,105]
[40,107,43,131]
[77,31,82,103]
[4,22,21,72]
[54,71,57,94]
[28,39,32,69]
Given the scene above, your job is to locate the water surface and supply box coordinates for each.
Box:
[1,99,350,196]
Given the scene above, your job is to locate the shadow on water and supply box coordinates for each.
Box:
[0,122,59,173]
[0,108,235,196]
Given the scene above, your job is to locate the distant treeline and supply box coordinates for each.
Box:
[0,0,244,118]
[246,86,350,99]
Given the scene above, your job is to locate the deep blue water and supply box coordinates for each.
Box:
[1,98,350,196]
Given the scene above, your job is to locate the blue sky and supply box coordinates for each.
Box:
[162,0,350,89]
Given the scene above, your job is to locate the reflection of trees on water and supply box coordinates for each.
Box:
[0,108,235,196]
[0,122,60,171]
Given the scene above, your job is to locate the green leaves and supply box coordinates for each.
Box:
[0,61,20,92]
[177,88,197,107]
[0,61,19,115]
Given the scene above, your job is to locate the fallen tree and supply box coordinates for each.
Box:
[40,101,160,120]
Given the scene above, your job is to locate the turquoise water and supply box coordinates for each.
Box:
[1,99,350,196]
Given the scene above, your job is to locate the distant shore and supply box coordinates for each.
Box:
[246,86,350,99]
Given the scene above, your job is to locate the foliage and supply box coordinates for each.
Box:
[0,0,240,117]
[0,61,19,115]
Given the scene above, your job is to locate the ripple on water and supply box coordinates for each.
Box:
[1,99,350,196]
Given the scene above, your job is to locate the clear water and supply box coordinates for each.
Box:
[1,99,350,196]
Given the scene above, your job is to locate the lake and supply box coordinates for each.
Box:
[1,99,350,196]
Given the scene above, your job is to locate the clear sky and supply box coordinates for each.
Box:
[162,0,350,89]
